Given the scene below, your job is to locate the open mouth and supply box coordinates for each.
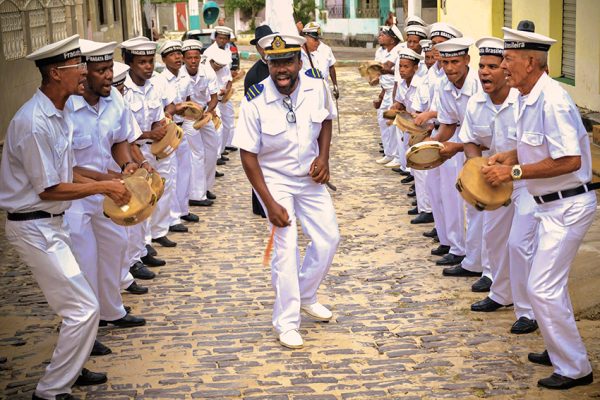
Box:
[276,74,291,86]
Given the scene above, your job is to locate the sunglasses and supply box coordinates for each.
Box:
[282,96,296,123]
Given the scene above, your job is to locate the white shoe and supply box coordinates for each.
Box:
[279,329,303,349]
[385,160,401,168]
[301,302,333,321]
[376,155,393,164]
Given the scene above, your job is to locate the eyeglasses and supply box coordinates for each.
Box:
[56,62,87,71]
[282,96,296,123]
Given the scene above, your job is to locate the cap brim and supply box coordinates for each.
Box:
[265,51,299,60]
[250,39,258,45]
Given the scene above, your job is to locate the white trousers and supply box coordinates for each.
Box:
[414,169,431,213]
[485,199,515,301]
[461,204,486,273]
[173,131,192,220]
[202,121,220,191]
[528,191,596,379]
[218,100,235,154]
[393,128,409,169]
[376,89,396,158]
[426,165,450,247]
[187,120,208,201]
[126,219,149,266]
[438,154,465,255]
[5,217,99,399]
[65,197,127,321]
[141,143,177,239]
[260,177,340,334]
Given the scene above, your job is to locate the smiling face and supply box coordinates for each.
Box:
[440,54,470,85]
[85,60,114,97]
[478,55,506,95]
[267,53,302,95]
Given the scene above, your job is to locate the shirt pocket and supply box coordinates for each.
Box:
[261,119,288,151]
[521,131,544,147]
[72,132,93,150]
[129,100,143,113]
[507,127,517,141]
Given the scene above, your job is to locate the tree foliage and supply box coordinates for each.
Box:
[224,0,266,30]
[293,0,316,25]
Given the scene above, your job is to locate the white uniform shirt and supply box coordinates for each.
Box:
[233,74,336,183]
[394,74,424,114]
[0,89,73,213]
[182,64,219,107]
[66,87,139,173]
[436,67,481,142]
[123,73,165,133]
[514,73,592,196]
[152,67,193,123]
[301,42,336,81]
[412,62,445,113]
[394,59,427,83]
[212,62,232,91]
[375,47,397,90]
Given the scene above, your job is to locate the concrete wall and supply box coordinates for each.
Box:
[321,18,380,38]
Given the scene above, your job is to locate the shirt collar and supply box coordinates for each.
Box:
[522,72,550,106]
[124,73,149,94]
[36,89,62,117]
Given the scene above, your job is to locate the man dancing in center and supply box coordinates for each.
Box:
[233,33,340,349]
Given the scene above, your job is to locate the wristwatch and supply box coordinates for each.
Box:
[511,164,523,180]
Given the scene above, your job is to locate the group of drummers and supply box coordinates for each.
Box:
[368,16,596,390]
[0,26,242,400]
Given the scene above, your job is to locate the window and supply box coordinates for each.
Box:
[113,0,119,21]
[98,0,106,25]
[504,0,512,28]
[357,0,379,18]
[0,0,26,60]
[326,0,344,18]
[561,0,576,82]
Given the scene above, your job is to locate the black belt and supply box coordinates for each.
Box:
[434,122,440,129]
[7,210,65,221]
[176,122,183,127]
[534,182,600,204]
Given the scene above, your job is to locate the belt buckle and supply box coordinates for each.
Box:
[557,191,563,200]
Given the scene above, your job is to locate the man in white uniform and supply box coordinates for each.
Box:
[300,22,339,100]
[0,35,128,400]
[65,40,146,344]
[450,37,538,335]
[233,33,340,349]
[181,40,220,206]
[483,28,596,390]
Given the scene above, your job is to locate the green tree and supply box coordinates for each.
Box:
[293,0,316,25]
[224,0,266,30]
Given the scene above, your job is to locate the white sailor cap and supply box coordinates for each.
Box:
[420,39,433,52]
[26,34,81,67]
[205,46,232,66]
[435,37,474,57]
[158,40,183,56]
[119,37,157,56]
[397,47,424,62]
[429,22,462,40]
[112,61,130,86]
[302,21,322,38]
[404,25,428,39]
[258,33,306,60]
[214,26,234,37]
[181,39,203,53]
[382,25,404,42]
[475,37,504,57]
[80,39,117,63]
[502,27,556,52]
[405,15,426,27]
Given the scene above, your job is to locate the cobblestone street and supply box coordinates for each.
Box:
[1,66,600,400]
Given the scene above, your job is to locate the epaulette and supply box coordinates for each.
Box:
[245,83,264,101]
[305,68,324,79]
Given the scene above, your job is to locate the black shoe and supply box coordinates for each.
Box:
[407,207,419,215]
[538,372,593,390]
[181,213,200,223]
[145,244,157,257]
[216,158,226,165]
[431,244,450,256]
[528,350,552,366]
[471,276,492,292]
[206,191,217,200]
[225,146,238,151]
[471,297,512,312]
[73,368,107,386]
[124,305,131,313]
[436,253,465,266]
[141,254,166,267]
[391,167,403,174]
[100,313,146,328]
[411,212,433,224]
[407,190,416,197]
[412,200,418,206]
[168,223,188,233]
[401,175,415,184]
[443,265,482,277]
[189,199,213,207]
[215,171,224,177]
[129,262,155,280]
[220,155,230,161]
[511,317,538,334]
[125,281,148,294]
[423,228,437,238]
[33,394,76,400]
[410,184,415,191]
[221,150,229,156]
[91,340,112,356]
[379,149,385,153]
[152,236,177,247]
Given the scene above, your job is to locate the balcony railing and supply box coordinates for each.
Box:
[327,4,344,18]
[356,6,379,18]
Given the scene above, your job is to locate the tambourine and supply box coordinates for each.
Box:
[220,87,234,103]
[406,141,445,170]
[392,111,431,146]
[103,175,157,226]
[212,113,222,131]
[181,101,204,120]
[131,169,165,201]
[366,63,383,86]
[456,156,513,211]
[193,113,212,130]
[151,122,183,160]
